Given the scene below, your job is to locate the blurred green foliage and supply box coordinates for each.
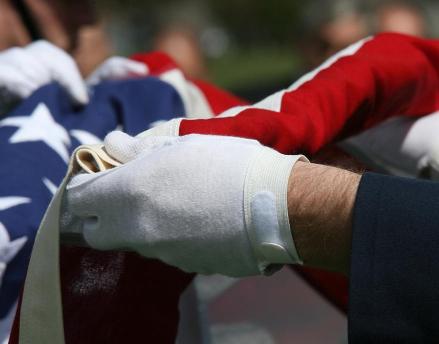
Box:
[204,0,304,46]
[207,47,299,90]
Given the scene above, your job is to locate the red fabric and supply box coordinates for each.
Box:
[8,293,21,344]
[131,52,178,76]
[9,248,193,344]
[292,266,348,313]
[180,33,439,154]
[59,247,193,344]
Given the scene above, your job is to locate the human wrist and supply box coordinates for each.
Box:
[288,162,361,274]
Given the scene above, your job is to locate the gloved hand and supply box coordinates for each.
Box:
[0,40,88,108]
[63,133,307,277]
[340,113,439,179]
[86,56,148,86]
[132,118,183,138]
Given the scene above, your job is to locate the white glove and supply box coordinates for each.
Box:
[0,41,88,107]
[340,113,439,179]
[86,56,148,86]
[134,118,183,138]
[63,133,307,277]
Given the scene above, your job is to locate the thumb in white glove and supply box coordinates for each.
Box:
[0,40,88,107]
[103,126,182,163]
[63,133,307,277]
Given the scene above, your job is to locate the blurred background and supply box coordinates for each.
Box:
[2,0,438,342]
[5,0,435,101]
[96,0,439,101]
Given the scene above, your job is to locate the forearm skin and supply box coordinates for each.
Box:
[288,161,361,275]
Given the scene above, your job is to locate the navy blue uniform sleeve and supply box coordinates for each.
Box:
[349,172,439,343]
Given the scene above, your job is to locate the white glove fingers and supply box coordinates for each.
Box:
[0,66,38,98]
[11,81,36,99]
[1,47,49,85]
[107,58,149,79]
[0,42,90,106]
[87,57,148,86]
[64,172,116,248]
[27,41,89,105]
[0,49,42,98]
[103,131,136,163]
[104,131,179,163]
[49,58,89,105]
[66,170,146,251]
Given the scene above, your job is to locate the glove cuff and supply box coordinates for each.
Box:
[244,147,308,274]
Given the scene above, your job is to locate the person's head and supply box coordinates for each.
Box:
[0,0,97,51]
[319,11,367,57]
[153,24,207,79]
[375,1,427,37]
[300,1,368,68]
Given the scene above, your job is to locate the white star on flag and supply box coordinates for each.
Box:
[0,196,29,287]
[0,196,31,211]
[42,178,58,196]
[0,103,71,162]
[70,129,102,145]
[0,222,27,283]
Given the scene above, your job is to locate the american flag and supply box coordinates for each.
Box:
[0,77,185,342]
[7,33,439,343]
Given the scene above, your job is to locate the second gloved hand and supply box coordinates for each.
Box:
[63,134,307,277]
[0,41,88,107]
[86,56,148,86]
